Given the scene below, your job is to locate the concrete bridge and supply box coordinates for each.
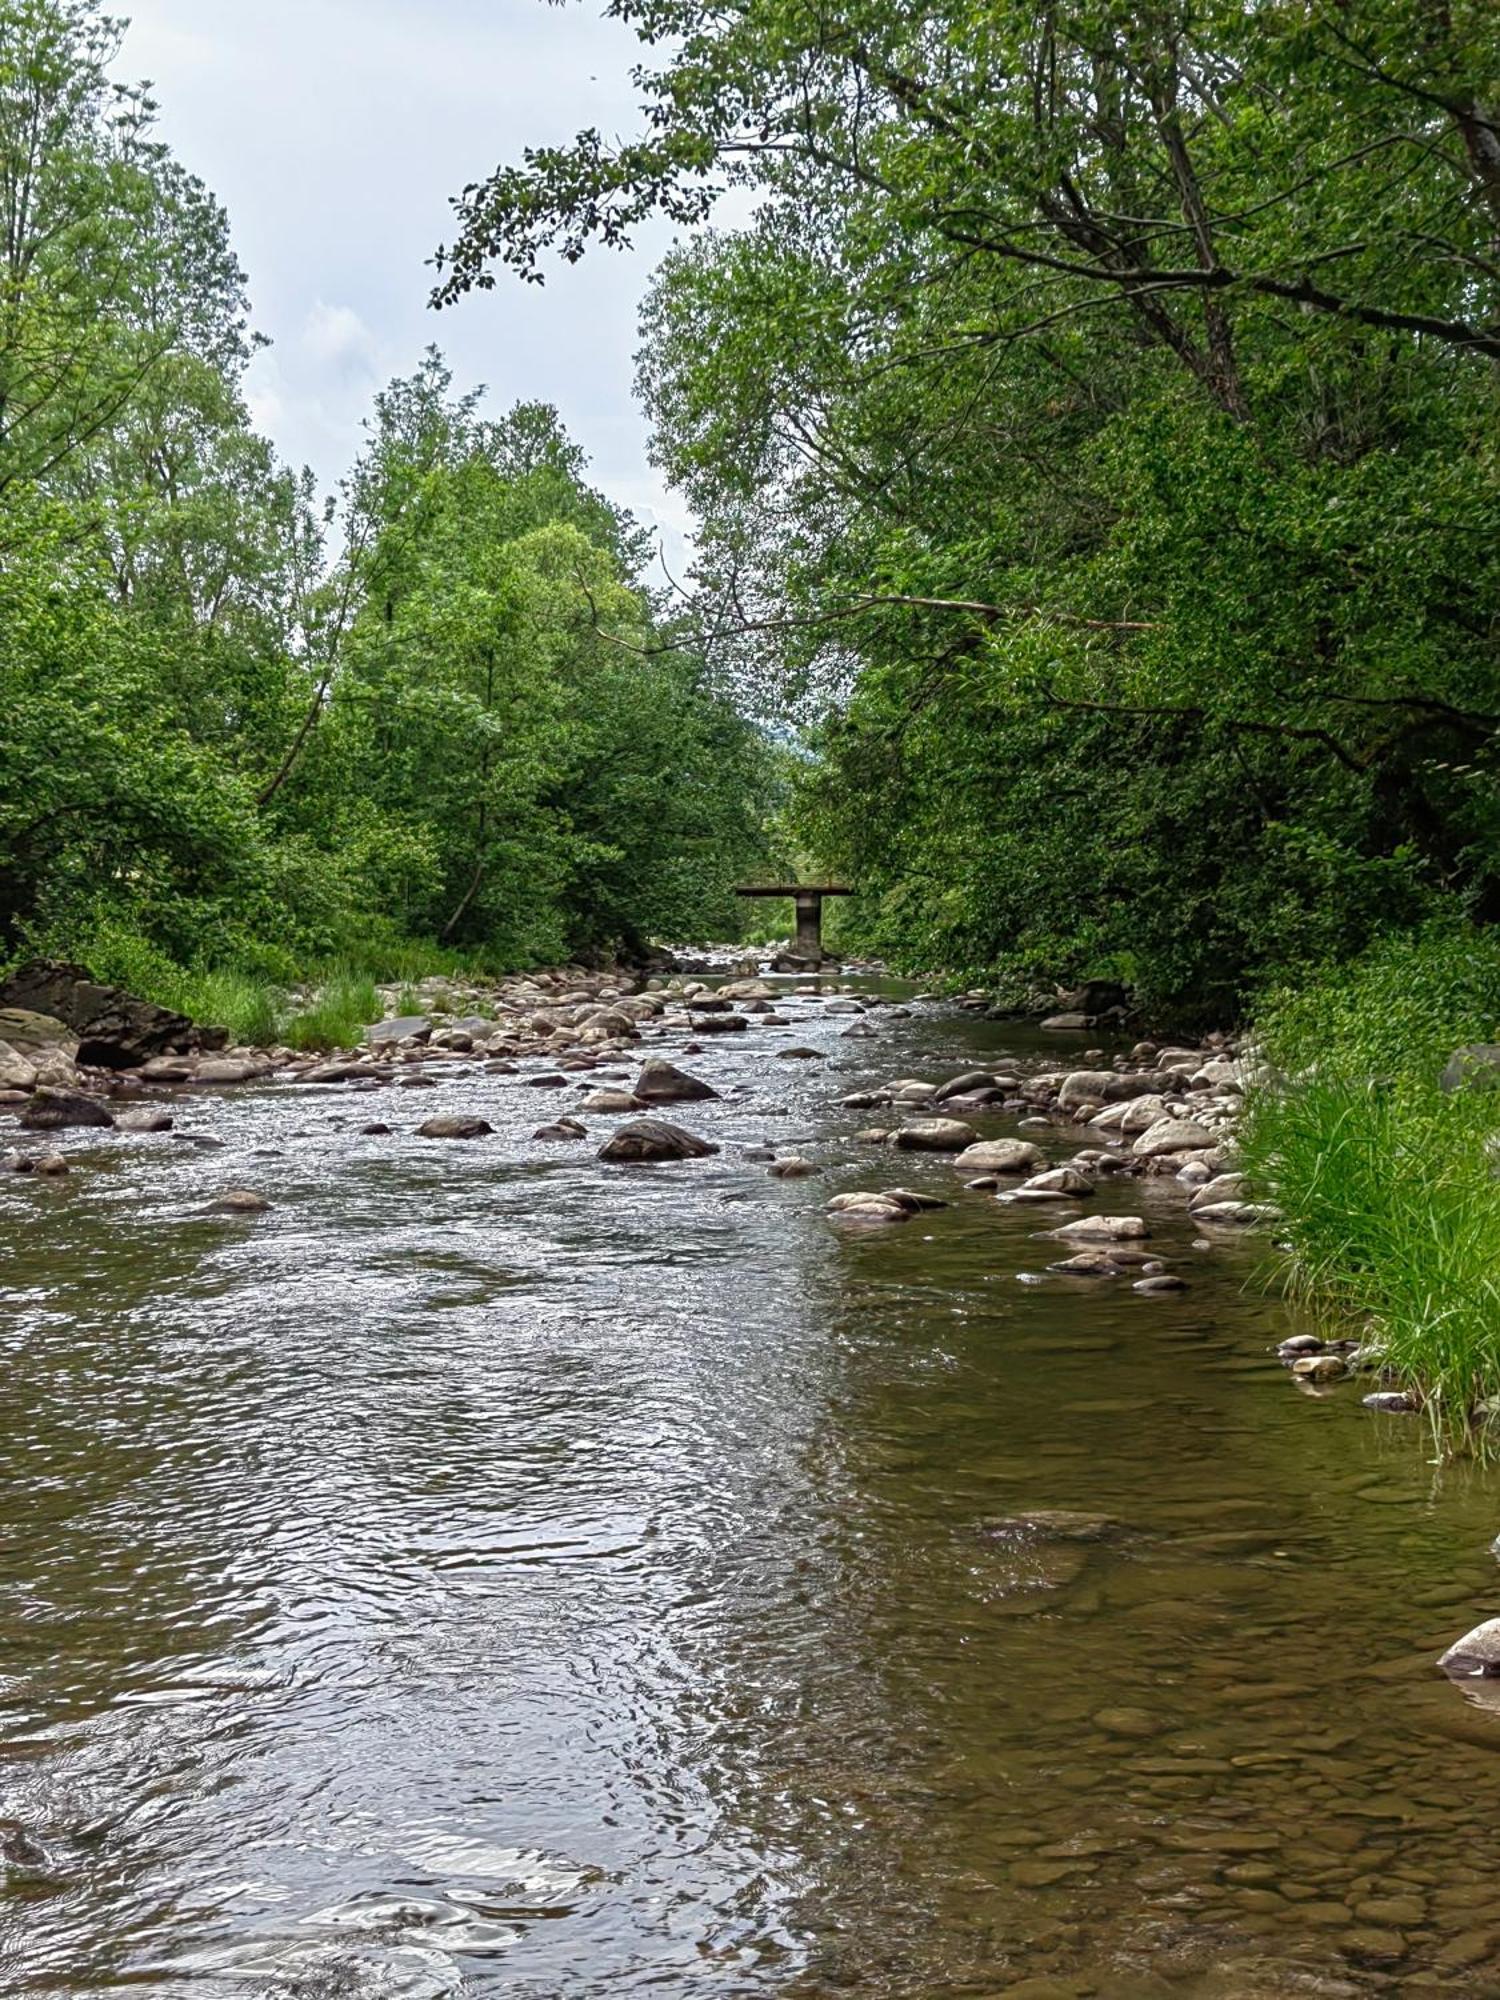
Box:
[735,882,853,963]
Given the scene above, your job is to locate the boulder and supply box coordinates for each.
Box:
[633,1058,718,1104]
[1051,1213,1151,1242]
[894,1117,980,1152]
[933,1070,1001,1104]
[113,1108,174,1133]
[1439,1620,1500,1676]
[598,1119,719,1164]
[366,1016,433,1047]
[827,1191,911,1223]
[0,1008,75,1056]
[768,1156,818,1178]
[1040,1012,1092,1031]
[0,1043,38,1092]
[1291,1354,1346,1382]
[1058,1070,1118,1110]
[954,1138,1044,1174]
[417,1115,494,1140]
[1133,1116,1216,1158]
[534,1118,587,1140]
[686,1012,749,1034]
[195,1058,264,1084]
[20,1088,113,1131]
[1192,1200,1276,1227]
[581,1089,643,1113]
[0,960,226,1068]
[1019,1166,1093,1197]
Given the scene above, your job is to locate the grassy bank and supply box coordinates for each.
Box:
[27,920,529,1053]
[1241,925,1500,1452]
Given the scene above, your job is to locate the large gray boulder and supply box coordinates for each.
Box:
[598,1119,719,1163]
[632,1059,718,1104]
[0,960,226,1069]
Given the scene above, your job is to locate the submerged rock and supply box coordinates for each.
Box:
[981,1509,1119,1543]
[768,1156,818,1178]
[597,1119,719,1163]
[209,1188,272,1214]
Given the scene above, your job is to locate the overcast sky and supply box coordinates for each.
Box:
[117,0,694,561]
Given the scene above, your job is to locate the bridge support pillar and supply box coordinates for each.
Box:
[794,892,826,960]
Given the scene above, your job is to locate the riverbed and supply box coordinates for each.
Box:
[4,979,1500,1997]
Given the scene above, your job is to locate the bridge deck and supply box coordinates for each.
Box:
[733,884,853,898]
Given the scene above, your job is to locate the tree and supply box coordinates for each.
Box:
[439,0,1500,1012]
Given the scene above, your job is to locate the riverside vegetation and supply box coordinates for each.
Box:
[0,1,782,1032]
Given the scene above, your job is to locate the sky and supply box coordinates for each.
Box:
[117,0,695,563]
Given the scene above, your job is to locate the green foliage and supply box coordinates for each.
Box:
[439,0,1500,1015]
[1243,927,1500,1450]
[0,5,781,1001]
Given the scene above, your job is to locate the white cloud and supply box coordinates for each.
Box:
[302,302,380,380]
[116,0,706,572]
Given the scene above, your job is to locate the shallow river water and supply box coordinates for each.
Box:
[5,981,1500,1999]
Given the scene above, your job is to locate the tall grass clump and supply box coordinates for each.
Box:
[283,971,382,1052]
[1243,922,1500,1451]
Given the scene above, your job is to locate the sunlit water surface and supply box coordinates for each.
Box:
[4,984,1500,1998]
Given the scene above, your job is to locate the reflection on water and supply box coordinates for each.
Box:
[4,987,1500,1996]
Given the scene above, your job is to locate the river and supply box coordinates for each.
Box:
[4,978,1500,1997]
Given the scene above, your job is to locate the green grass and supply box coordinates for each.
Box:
[283,972,382,1052]
[1243,921,1500,1454]
[174,969,286,1048]
[1243,1081,1500,1452]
